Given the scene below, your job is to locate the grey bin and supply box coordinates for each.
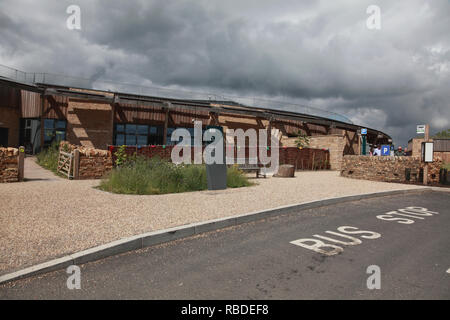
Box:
[206,163,227,190]
[204,125,227,190]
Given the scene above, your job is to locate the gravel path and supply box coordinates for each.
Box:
[0,158,420,275]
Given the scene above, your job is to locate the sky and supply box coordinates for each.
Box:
[0,0,449,146]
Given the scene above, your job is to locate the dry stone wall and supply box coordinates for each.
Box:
[0,147,19,182]
[341,155,442,185]
[60,141,112,179]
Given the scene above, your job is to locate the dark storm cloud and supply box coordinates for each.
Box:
[0,0,449,145]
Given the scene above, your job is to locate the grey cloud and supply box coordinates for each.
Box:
[0,0,449,146]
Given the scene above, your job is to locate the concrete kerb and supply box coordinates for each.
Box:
[0,187,434,285]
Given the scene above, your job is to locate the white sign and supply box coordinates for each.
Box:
[423,142,433,162]
[416,125,425,134]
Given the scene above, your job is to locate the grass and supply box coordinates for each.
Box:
[36,141,60,174]
[98,156,253,195]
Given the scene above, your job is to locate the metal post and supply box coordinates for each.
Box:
[73,149,80,180]
[18,146,25,181]
[362,135,367,155]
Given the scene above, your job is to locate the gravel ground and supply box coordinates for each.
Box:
[0,157,420,275]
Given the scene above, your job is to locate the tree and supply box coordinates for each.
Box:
[432,129,450,139]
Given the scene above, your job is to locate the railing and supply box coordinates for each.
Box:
[0,64,353,124]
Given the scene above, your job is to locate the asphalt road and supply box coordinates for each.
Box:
[1,191,449,299]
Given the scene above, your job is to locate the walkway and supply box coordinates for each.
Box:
[23,156,63,181]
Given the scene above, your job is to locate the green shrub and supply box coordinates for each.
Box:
[442,162,450,170]
[227,166,253,188]
[36,141,60,173]
[99,157,252,195]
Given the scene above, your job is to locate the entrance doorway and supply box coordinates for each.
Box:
[0,127,8,147]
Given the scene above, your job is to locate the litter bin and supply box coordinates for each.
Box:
[206,163,227,190]
[205,126,227,190]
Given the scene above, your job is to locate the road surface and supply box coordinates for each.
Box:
[1,191,449,299]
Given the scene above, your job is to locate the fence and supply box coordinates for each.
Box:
[108,145,330,171]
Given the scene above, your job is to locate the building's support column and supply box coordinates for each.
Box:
[111,95,118,146]
[163,103,170,145]
[209,111,219,126]
[40,94,45,152]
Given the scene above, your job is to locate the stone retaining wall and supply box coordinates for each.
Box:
[0,147,19,182]
[341,155,443,185]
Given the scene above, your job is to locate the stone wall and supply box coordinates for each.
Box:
[0,147,19,182]
[341,155,443,185]
[60,141,113,179]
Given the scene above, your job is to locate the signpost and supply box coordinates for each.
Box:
[416,125,425,134]
[381,145,390,156]
[361,128,367,155]
[417,124,431,185]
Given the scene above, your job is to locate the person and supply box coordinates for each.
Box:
[369,147,374,156]
[395,146,404,156]
[373,145,381,156]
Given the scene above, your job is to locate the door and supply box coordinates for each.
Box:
[0,127,8,147]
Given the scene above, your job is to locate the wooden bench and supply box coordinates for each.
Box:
[233,158,267,178]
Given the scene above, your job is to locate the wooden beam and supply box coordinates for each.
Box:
[163,104,170,145]
[40,94,45,152]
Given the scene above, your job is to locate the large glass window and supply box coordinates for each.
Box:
[166,127,208,146]
[114,124,163,146]
[43,119,66,146]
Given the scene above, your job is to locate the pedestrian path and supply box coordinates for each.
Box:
[23,156,62,181]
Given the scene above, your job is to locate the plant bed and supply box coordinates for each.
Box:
[98,156,253,195]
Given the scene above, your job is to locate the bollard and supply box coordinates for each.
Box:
[18,146,25,181]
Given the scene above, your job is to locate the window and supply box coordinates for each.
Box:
[166,127,208,146]
[114,124,164,146]
[43,119,66,146]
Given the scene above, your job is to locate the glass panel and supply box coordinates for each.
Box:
[126,124,137,134]
[44,119,54,129]
[166,128,176,145]
[149,126,158,135]
[126,134,136,145]
[55,131,65,141]
[116,124,125,133]
[137,135,147,146]
[137,125,148,134]
[44,129,54,142]
[116,134,125,146]
[56,120,66,129]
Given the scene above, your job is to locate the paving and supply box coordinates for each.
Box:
[0,160,421,276]
[1,191,448,299]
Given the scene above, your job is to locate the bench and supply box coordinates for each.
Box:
[232,158,267,178]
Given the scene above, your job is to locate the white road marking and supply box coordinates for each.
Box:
[447,268,450,274]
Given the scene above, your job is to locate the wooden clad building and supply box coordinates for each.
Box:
[0,78,391,168]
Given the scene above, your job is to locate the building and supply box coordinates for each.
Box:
[0,68,391,170]
[407,138,450,163]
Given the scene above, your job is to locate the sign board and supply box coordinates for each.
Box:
[416,125,425,134]
[422,142,433,162]
[381,145,390,156]
[361,128,367,135]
